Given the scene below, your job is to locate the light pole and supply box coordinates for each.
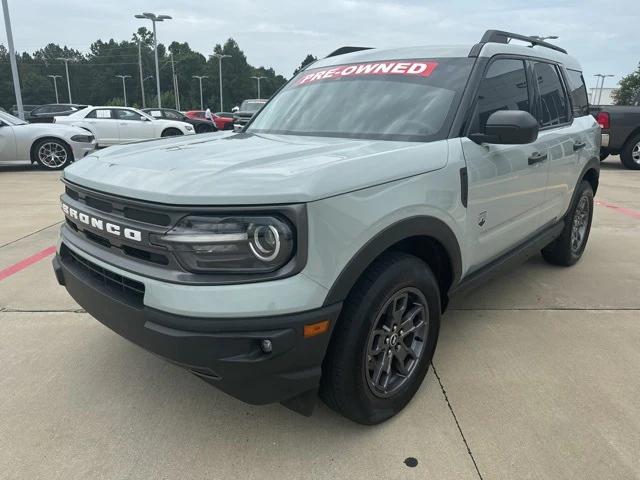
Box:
[56,57,76,103]
[594,74,614,106]
[47,74,62,103]
[211,53,231,111]
[193,75,207,110]
[250,75,267,99]
[135,12,172,108]
[115,75,132,106]
[2,0,24,119]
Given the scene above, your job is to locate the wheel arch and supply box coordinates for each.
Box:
[579,156,600,197]
[323,216,462,312]
[621,125,640,152]
[29,136,74,164]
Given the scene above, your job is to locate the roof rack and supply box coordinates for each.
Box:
[325,46,373,58]
[470,29,567,57]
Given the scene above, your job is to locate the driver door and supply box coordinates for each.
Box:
[115,109,152,143]
[461,57,550,271]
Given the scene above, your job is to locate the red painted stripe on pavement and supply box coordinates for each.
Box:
[0,246,56,282]
[596,199,640,220]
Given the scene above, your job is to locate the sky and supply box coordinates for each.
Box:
[1,0,637,89]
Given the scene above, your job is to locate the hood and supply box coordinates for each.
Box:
[23,122,88,137]
[63,132,449,205]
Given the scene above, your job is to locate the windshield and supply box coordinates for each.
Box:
[0,111,27,126]
[240,101,266,112]
[248,57,473,141]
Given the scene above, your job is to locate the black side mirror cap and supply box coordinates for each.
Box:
[469,110,539,145]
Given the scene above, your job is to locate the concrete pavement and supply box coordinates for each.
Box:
[1,157,638,479]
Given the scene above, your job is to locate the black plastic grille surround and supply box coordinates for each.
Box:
[61,244,145,306]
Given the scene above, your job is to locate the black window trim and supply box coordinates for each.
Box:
[528,59,573,132]
[462,54,535,137]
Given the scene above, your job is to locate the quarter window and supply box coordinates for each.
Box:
[533,62,569,127]
[471,59,531,133]
[566,69,590,116]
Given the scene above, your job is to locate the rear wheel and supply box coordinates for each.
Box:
[32,138,73,170]
[541,180,594,266]
[620,133,640,170]
[320,251,441,425]
[161,128,183,137]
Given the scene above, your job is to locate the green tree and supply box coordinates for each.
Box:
[293,54,317,76]
[613,63,640,106]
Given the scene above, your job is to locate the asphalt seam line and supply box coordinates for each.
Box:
[432,363,484,480]
[0,221,62,249]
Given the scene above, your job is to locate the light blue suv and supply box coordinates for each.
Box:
[53,30,600,424]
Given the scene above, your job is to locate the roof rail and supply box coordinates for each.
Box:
[469,29,567,57]
[325,46,373,58]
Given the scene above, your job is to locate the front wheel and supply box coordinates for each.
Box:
[320,252,441,425]
[161,128,183,137]
[32,138,73,170]
[542,180,594,266]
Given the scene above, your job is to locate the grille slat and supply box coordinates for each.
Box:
[62,245,145,305]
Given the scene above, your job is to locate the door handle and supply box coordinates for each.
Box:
[528,152,548,165]
[573,141,586,151]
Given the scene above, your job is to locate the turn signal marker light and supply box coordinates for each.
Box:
[304,320,330,338]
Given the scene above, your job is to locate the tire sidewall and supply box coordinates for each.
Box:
[621,134,640,170]
[566,181,594,263]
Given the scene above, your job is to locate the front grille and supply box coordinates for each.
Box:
[61,244,145,306]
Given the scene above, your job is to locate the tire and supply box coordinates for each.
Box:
[161,128,183,137]
[599,149,609,162]
[31,138,73,170]
[195,124,214,134]
[541,180,594,266]
[320,251,441,425]
[620,133,640,170]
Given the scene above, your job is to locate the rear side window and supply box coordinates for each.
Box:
[565,70,590,116]
[533,62,569,127]
[470,59,531,133]
[86,109,113,119]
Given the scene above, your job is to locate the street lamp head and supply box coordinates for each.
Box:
[157,15,172,20]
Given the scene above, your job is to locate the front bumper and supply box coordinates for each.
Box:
[70,140,97,160]
[53,247,341,410]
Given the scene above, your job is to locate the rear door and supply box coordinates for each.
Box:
[85,108,119,145]
[461,57,550,270]
[534,65,592,222]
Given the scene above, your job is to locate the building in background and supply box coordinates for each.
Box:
[589,87,617,106]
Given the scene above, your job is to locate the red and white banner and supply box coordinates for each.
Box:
[297,60,438,85]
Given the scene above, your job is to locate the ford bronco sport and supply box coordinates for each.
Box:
[53,30,600,425]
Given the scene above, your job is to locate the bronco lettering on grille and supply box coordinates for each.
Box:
[61,202,142,242]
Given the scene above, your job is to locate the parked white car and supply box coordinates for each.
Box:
[55,106,195,146]
[0,111,97,170]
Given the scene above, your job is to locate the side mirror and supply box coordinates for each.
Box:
[469,110,539,145]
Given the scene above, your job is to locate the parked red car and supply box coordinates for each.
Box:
[184,110,235,130]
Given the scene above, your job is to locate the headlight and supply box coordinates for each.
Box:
[70,134,94,143]
[150,215,295,273]
[184,125,194,131]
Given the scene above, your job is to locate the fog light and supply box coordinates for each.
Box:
[261,339,273,353]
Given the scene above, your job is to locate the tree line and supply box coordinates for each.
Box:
[0,27,318,112]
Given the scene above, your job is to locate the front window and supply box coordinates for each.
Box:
[240,100,267,113]
[247,57,473,142]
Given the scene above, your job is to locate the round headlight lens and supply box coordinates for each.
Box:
[249,225,281,261]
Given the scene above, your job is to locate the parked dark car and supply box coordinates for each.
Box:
[11,105,42,120]
[233,99,267,129]
[592,105,640,169]
[28,104,88,123]
[142,108,217,134]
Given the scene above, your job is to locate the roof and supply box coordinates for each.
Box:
[313,42,582,72]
